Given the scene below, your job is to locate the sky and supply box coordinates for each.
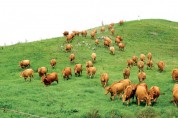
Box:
[0,0,178,46]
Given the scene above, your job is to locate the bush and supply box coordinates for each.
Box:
[104,109,122,118]
[136,107,158,118]
[82,109,100,118]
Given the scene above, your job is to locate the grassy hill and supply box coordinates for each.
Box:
[1,19,178,118]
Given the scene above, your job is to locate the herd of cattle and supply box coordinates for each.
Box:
[18,20,178,107]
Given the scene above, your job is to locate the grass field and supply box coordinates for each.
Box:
[1,19,178,118]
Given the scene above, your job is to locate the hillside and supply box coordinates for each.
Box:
[1,19,178,117]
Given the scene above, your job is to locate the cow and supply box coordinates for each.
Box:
[132,55,138,66]
[74,64,82,77]
[115,37,121,44]
[140,54,146,62]
[149,86,160,103]
[69,53,75,63]
[105,82,125,101]
[63,31,69,37]
[86,67,96,78]
[41,72,58,85]
[37,67,47,77]
[20,68,34,81]
[137,61,144,72]
[109,46,115,55]
[123,67,130,79]
[146,60,153,70]
[110,28,115,35]
[118,79,131,88]
[100,26,105,32]
[108,24,113,30]
[147,52,152,60]
[138,72,146,83]
[86,61,93,68]
[135,84,151,106]
[172,84,178,106]
[50,59,56,68]
[19,60,30,68]
[119,20,124,26]
[62,67,72,80]
[127,59,134,68]
[122,84,137,105]
[157,61,165,72]
[118,43,125,51]
[81,30,87,37]
[100,73,109,87]
[65,44,72,52]
[91,53,96,62]
[95,39,99,45]
[90,31,96,39]
[66,34,73,43]
[172,69,178,81]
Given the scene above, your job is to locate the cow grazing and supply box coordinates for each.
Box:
[66,34,73,43]
[100,26,105,32]
[140,54,146,62]
[95,39,99,45]
[65,44,72,52]
[146,60,153,70]
[118,43,125,51]
[37,67,47,77]
[20,68,34,81]
[115,37,121,44]
[119,20,124,26]
[104,37,112,47]
[50,59,56,68]
[91,53,96,62]
[135,84,151,106]
[19,60,30,68]
[110,28,115,35]
[137,61,144,72]
[123,67,130,79]
[81,30,87,37]
[132,55,138,66]
[127,59,134,68]
[108,24,113,30]
[122,84,137,105]
[41,72,58,85]
[118,79,131,88]
[147,52,152,60]
[90,31,96,39]
[172,69,178,81]
[86,67,96,78]
[109,46,115,55]
[149,86,160,103]
[105,82,125,101]
[74,64,82,77]
[138,72,146,83]
[100,73,109,87]
[62,67,72,80]
[172,84,178,106]
[86,61,93,68]
[157,61,165,72]
[69,53,75,63]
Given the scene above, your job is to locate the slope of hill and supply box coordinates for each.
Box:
[1,19,178,117]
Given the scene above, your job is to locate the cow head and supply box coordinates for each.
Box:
[145,95,151,106]
[104,86,111,95]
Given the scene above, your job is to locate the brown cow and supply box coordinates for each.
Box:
[119,20,124,26]
[138,72,146,83]
[127,59,134,68]
[109,46,115,55]
[110,28,115,35]
[132,55,138,66]
[115,37,121,44]
[62,67,72,80]
[86,67,96,78]
[86,61,93,68]
[116,36,123,41]
[123,67,130,79]
[95,39,99,45]
[100,26,105,32]
[140,54,146,62]
[81,30,87,37]
[146,60,153,70]
[19,60,30,68]
[50,59,56,68]
[20,69,34,81]
[91,53,96,62]
[74,64,82,77]
[100,73,109,87]
[63,31,69,37]
[122,84,137,105]
[172,69,178,81]
[66,34,73,43]
[41,72,58,85]
[135,84,151,106]
[65,44,72,52]
[137,61,144,72]
[90,31,96,39]
[157,61,165,72]
[149,86,160,103]
[37,67,47,77]
[118,43,125,51]
[69,53,75,63]
[147,52,152,60]
[105,82,125,101]
[108,24,113,30]
[172,84,178,106]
